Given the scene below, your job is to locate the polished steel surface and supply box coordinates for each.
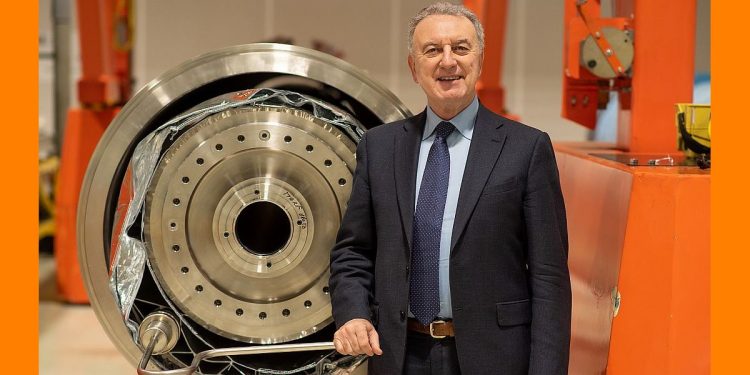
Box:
[138,312,181,356]
[78,43,411,367]
[136,342,345,375]
[145,107,354,343]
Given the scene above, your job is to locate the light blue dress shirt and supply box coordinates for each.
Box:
[413,96,478,319]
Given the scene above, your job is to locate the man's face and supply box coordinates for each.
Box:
[408,14,483,115]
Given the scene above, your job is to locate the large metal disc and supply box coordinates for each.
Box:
[145,106,355,343]
[78,43,411,367]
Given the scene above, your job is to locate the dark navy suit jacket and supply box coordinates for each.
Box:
[329,103,571,374]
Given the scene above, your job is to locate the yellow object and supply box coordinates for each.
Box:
[676,103,711,157]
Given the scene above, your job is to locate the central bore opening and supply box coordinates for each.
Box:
[235,201,291,256]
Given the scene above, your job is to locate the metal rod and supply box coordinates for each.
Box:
[138,329,160,370]
[137,342,336,375]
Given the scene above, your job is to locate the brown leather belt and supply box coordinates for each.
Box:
[407,318,455,338]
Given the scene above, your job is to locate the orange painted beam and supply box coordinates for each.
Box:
[464,0,511,116]
[621,0,696,152]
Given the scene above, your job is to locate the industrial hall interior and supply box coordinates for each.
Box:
[38,0,711,374]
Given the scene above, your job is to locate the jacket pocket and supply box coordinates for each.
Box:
[496,299,531,327]
[482,177,518,196]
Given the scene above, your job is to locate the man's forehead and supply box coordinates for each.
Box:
[413,15,477,44]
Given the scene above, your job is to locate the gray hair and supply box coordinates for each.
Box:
[407,2,485,54]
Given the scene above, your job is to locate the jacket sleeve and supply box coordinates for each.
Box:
[524,132,572,374]
[329,131,377,328]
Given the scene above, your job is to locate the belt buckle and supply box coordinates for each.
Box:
[429,320,447,339]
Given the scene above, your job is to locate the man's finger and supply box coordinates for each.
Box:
[345,325,364,354]
[368,328,383,355]
[340,334,353,355]
[355,326,374,356]
[333,337,345,355]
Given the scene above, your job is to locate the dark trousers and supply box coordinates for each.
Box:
[403,330,461,375]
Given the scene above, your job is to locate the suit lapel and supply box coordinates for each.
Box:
[394,111,425,251]
[451,105,508,251]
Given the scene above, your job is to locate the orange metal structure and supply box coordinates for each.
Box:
[558,0,709,374]
[562,0,695,153]
[55,0,131,303]
[557,144,709,374]
[463,0,511,116]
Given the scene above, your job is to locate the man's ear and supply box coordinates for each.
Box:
[407,54,418,84]
[477,51,484,75]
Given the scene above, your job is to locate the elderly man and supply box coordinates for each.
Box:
[329,2,571,374]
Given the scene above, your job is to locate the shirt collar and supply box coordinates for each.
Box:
[423,96,478,141]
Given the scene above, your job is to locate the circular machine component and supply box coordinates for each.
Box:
[581,27,634,78]
[146,106,355,343]
[138,312,181,355]
[78,43,411,372]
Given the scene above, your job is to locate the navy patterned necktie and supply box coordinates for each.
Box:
[410,121,455,325]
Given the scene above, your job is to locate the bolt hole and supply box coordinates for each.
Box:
[169,222,177,230]
[266,262,272,268]
[304,300,312,308]
[181,267,189,274]
[172,244,180,252]
[237,135,245,142]
[181,176,190,184]
[338,178,347,186]
[284,135,292,143]
[324,159,332,167]
[214,299,222,307]
[196,158,204,165]
[306,145,314,152]
[259,131,270,141]
[254,190,260,195]
[259,312,267,320]
[236,308,244,316]
[195,285,203,292]
[296,220,303,225]
[223,231,230,238]
[173,198,181,206]
[215,144,223,151]
[323,286,329,294]
[282,309,291,317]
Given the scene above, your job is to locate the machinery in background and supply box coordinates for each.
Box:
[55,0,132,303]
[676,103,711,168]
[77,43,409,374]
[558,0,709,374]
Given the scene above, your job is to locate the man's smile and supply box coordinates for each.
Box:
[437,75,463,81]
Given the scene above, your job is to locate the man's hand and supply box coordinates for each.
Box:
[333,318,383,356]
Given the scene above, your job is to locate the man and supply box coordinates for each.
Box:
[329,3,571,374]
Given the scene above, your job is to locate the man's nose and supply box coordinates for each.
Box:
[439,45,457,68]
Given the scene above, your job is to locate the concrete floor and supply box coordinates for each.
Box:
[39,254,134,374]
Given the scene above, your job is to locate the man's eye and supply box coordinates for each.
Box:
[424,48,439,57]
[452,46,470,55]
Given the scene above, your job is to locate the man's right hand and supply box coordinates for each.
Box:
[333,318,383,356]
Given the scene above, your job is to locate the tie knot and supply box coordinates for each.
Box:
[435,121,455,140]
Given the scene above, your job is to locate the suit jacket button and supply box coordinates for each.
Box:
[400,310,406,321]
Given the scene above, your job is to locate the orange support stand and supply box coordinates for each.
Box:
[463,0,514,117]
[54,0,130,303]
